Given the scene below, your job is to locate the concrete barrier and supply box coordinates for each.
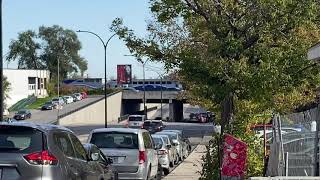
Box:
[59,91,122,126]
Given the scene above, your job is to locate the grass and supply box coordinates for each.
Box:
[26,96,53,109]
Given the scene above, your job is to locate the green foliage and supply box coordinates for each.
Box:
[7,25,88,79]
[26,96,53,110]
[111,0,320,177]
[3,76,11,103]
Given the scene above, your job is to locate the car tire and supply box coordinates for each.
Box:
[155,164,163,180]
[169,161,174,167]
[163,168,170,175]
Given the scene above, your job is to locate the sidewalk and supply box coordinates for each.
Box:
[164,144,206,180]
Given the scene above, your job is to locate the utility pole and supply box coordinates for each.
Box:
[0,0,4,121]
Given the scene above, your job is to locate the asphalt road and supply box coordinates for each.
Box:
[22,96,104,124]
[68,121,214,145]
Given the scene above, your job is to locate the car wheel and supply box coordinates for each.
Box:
[155,164,163,180]
[163,168,170,175]
[169,161,174,167]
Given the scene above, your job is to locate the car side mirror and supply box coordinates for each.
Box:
[166,144,172,149]
[107,157,113,164]
[90,152,99,161]
[172,143,178,146]
[155,144,162,150]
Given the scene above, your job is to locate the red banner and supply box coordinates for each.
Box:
[117,64,132,84]
[221,134,247,178]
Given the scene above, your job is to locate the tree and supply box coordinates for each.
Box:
[6,25,88,80]
[111,0,320,177]
[3,76,11,109]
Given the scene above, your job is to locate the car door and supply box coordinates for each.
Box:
[69,134,100,180]
[92,146,114,180]
[53,132,81,180]
[142,132,158,177]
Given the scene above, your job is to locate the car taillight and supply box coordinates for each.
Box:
[24,150,58,165]
[158,149,168,155]
[139,151,147,164]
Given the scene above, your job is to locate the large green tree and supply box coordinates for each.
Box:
[7,25,88,79]
[111,0,320,177]
[3,76,11,109]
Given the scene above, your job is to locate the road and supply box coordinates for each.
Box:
[23,96,104,124]
[68,121,214,145]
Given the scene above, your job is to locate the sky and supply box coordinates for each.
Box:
[3,0,164,79]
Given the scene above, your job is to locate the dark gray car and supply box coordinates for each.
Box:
[0,122,110,180]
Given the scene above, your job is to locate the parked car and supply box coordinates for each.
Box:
[151,135,172,175]
[13,109,32,120]
[142,120,165,133]
[83,143,119,180]
[126,115,146,128]
[41,101,57,110]
[162,130,190,157]
[71,94,78,102]
[51,97,65,106]
[73,93,82,101]
[0,122,110,180]
[88,128,160,180]
[156,131,185,161]
[155,134,178,166]
[81,92,88,99]
[63,96,74,104]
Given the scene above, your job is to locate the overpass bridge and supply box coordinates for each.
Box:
[122,90,186,122]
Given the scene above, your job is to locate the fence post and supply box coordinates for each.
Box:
[313,105,320,176]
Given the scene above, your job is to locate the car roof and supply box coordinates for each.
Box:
[0,122,73,133]
[156,131,177,135]
[129,115,145,117]
[91,128,147,134]
[144,120,162,123]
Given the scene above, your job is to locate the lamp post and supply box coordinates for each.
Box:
[77,30,116,128]
[0,0,3,121]
[138,58,149,118]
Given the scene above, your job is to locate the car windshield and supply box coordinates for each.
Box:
[52,98,59,101]
[128,117,143,121]
[45,102,52,105]
[90,132,139,149]
[17,110,27,114]
[144,121,161,127]
[152,137,163,146]
[157,133,177,140]
[0,126,43,153]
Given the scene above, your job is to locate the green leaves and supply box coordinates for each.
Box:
[6,25,88,79]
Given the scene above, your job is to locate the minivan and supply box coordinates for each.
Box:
[0,122,115,180]
[127,115,146,128]
[88,128,160,180]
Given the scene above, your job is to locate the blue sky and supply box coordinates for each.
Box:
[3,0,164,79]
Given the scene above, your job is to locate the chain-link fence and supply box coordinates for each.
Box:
[267,107,319,176]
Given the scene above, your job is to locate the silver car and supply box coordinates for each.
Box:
[88,128,160,180]
[0,122,112,180]
[151,135,172,175]
[127,115,146,128]
[156,134,178,166]
[162,130,189,159]
[156,131,184,161]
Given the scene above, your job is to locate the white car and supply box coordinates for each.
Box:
[87,128,160,180]
[127,115,146,128]
[51,97,65,106]
[63,96,73,104]
[152,134,172,175]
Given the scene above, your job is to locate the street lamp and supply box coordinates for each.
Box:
[137,58,149,118]
[145,67,166,120]
[0,0,4,121]
[77,30,116,128]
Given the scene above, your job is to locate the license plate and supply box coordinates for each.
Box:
[112,156,125,163]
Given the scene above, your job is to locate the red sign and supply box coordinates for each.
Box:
[221,134,247,178]
[117,65,132,84]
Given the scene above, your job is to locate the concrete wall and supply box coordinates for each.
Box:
[59,92,123,126]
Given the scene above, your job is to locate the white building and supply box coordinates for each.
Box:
[4,69,50,109]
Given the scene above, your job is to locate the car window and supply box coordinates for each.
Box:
[0,126,43,153]
[53,132,75,157]
[90,132,139,149]
[152,137,163,146]
[129,117,143,121]
[69,134,88,161]
[143,132,153,149]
